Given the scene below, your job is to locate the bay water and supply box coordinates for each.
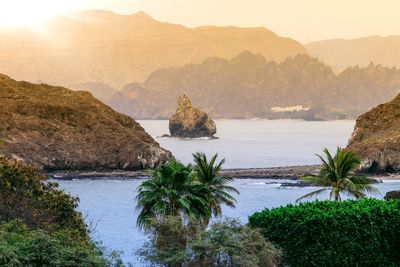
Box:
[57,120,400,265]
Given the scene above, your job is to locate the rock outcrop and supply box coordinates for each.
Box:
[384,190,400,200]
[169,95,216,138]
[347,93,400,172]
[0,74,172,171]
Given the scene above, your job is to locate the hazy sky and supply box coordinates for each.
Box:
[2,0,400,43]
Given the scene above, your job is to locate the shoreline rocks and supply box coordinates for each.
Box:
[169,94,216,138]
[384,190,400,200]
[0,74,172,171]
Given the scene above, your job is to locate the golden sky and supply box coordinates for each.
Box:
[1,0,399,43]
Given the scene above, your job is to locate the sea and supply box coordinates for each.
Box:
[56,120,400,265]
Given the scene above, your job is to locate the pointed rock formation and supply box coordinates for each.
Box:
[169,95,216,138]
[347,93,400,172]
[0,74,172,171]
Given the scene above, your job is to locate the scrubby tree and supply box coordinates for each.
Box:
[138,217,281,267]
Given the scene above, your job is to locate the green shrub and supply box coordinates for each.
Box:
[248,199,400,267]
[0,158,86,235]
[0,158,123,266]
[138,217,281,267]
[0,220,122,267]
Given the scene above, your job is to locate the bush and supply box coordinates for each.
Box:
[0,220,122,267]
[248,199,400,267]
[190,218,281,267]
[138,217,281,267]
[0,158,86,235]
[0,158,123,266]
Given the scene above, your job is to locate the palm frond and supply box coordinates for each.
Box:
[296,188,328,202]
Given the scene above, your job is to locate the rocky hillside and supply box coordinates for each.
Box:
[100,52,400,119]
[306,36,400,72]
[0,74,171,171]
[0,10,304,89]
[347,93,400,172]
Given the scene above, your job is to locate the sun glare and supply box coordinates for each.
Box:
[0,0,76,28]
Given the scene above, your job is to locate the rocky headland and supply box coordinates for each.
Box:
[0,74,172,171]
[169,94,216,138]
[347,93,400,173]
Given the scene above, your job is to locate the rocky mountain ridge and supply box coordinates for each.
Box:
[92,52,400,119]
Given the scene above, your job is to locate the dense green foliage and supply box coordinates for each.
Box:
[136,155,241,266]
[192,152,239,226]
[136,159,210,229]
[0,158,122,266]
[190,218,281,267]
[138,217,280,267]
[136,155,239,229]
[297,147,378,202]
[249,199,400,267]
[0,220,121,267]
[0,158,86,234]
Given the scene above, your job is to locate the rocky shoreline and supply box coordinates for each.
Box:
[46,164,400,181]
[47,165,320,180]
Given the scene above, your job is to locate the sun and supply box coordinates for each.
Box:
[0,0,76,28]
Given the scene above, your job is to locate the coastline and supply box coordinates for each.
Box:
[46,165,320,180]
[46,164,400,181]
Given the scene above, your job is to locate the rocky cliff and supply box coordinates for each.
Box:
[0,74,172,171]
[169,95,216,138]
[106,52,400,119]
[0,10,304,89]
[347,93,400,172]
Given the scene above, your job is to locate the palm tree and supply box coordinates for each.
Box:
[296,147,378,202]
[136,160,210,230]
[192,152,239,227]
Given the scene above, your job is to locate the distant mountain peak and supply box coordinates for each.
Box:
[131,11,153,19]
[231,50,267,65]
[68,9,157,25]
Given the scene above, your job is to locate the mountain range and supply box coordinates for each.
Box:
[306,36,400,72]
[87,52,400,119]
[1,10,400,120]
[0,10,304,89]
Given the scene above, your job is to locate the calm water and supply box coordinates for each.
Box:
[138,119,356,168]
[56,120,400,265]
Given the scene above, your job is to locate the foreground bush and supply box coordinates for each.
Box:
[0,220,120,266]
[249,199,400,267]
[0,158,86,234]
[0,158,122,266]
[138,217,280,267]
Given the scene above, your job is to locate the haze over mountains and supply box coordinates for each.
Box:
[1,10,400,120]
[0,10,304,89]
[306,36,400,72]
[97,52,400,119]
